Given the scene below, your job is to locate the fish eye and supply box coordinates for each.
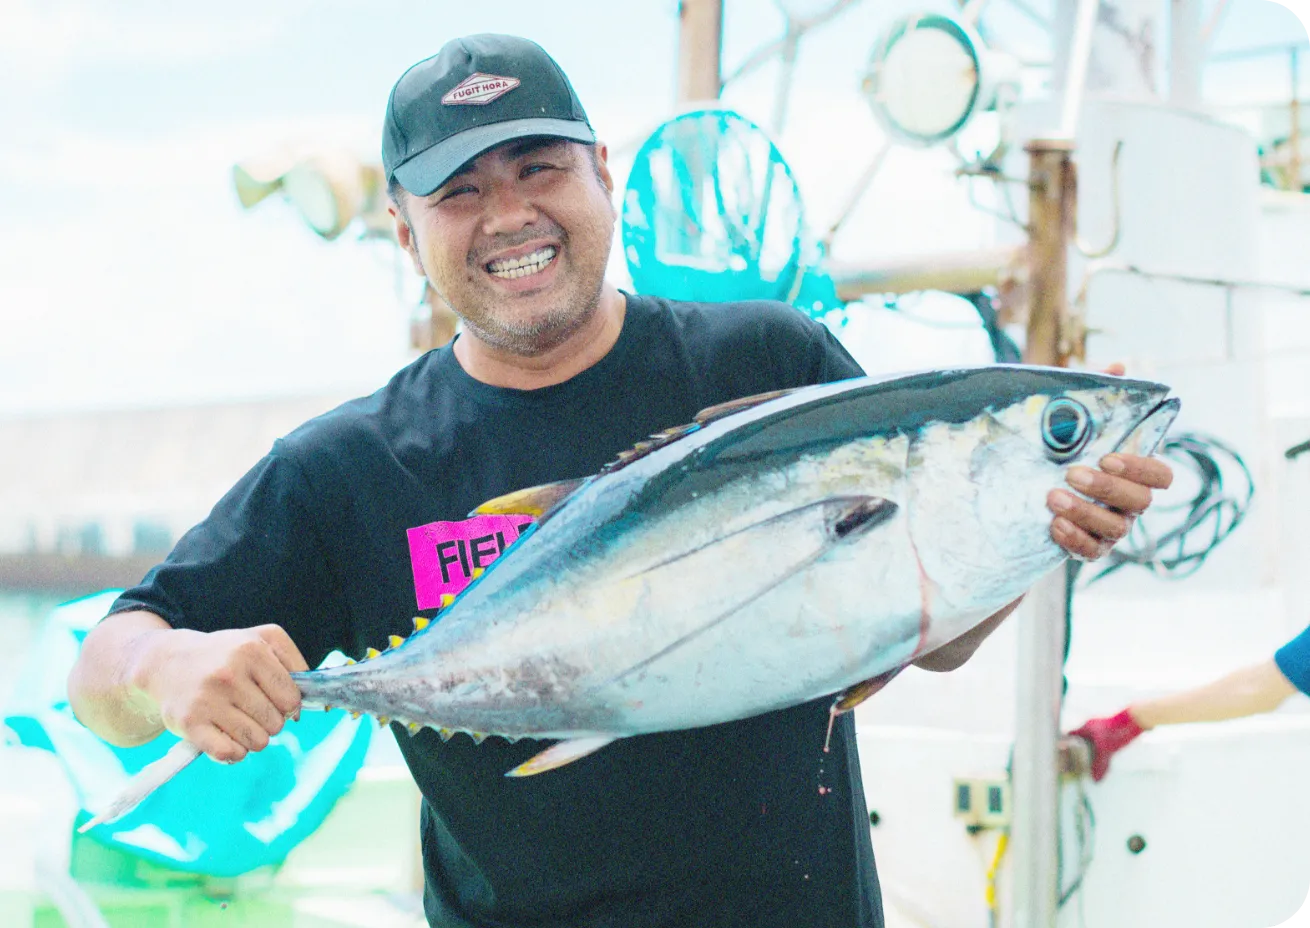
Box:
[1041,398,1092,459]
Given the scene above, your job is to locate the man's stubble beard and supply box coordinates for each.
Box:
[439,224,613,359]
[455,272,607,358]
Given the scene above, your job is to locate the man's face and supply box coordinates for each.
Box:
[394,138,617,357]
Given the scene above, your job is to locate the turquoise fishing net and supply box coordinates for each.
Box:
[2,590,372,877]
[621,108,841,319]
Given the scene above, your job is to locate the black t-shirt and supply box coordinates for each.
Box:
[112,293,883,928]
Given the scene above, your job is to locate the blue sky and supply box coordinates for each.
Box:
[1,0,1306,415]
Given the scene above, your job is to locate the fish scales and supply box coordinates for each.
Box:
[82,365,1180,827]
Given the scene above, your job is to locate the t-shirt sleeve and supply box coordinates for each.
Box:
[801,318,866,384]
[108,447,350,670]
[1274,624,1310,696]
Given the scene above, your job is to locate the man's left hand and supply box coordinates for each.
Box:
[1047,363,1174,561]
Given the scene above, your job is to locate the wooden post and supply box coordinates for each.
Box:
[1023,140,1078,367]
[677,0,724,103]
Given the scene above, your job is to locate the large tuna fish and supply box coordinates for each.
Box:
[83,365,1179,829]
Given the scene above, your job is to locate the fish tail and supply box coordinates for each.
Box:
[292,667,367,713]
[78,739,203,832]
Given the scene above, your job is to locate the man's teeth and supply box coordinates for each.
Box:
[487,247,557,279]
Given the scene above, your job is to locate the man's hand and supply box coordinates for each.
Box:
[70,611,309,765]
[131,625,309,763]
[1047,363,1175,561]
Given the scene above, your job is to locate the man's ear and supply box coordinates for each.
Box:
[389,201,426,276]
[593,141,614,196]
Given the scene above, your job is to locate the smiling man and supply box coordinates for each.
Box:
[68,34,1172,928]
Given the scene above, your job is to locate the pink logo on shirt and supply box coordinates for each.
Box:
[407,514,535,610]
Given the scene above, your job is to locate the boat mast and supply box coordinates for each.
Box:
[676,0,724,103]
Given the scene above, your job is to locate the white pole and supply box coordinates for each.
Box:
[1060,0,1101,138]
[1170,0,1204,110]
[1010,571,1068,928]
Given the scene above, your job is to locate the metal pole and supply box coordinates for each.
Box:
[1169,0,1204,110]
[677,0,724,103]
[1009,138,1077,928]
[1011,571,1067,928]
[772,29,800,135]
[1060,0,1100,137]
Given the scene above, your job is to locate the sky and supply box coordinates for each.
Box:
[1,0,1307,416]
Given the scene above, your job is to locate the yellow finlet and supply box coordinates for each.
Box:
[407,722,422,733]
[344,658,356,665]
[365,647,382,659]
[439,593,455,609]
[377,717,391,726]
[469,731,489,745]
[437,728,454,741]
[469,478,584,517]
[412,616,430,632]
[349,710,361,719]
[471,567,484,579]
[388,634,404,649]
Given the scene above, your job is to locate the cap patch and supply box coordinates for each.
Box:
[442,72,521,106]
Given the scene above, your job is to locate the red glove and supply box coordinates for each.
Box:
[1069,709,1144,782]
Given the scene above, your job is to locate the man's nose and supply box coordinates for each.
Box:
[480,181,537,236]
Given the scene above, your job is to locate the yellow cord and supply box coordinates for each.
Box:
[985,830,1010,913]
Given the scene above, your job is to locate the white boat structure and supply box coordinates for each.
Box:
[3,1,1310,926]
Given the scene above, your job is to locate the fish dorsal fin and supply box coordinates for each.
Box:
[469,478,587,518]
[596,388,799,479]
[693,387,799,426]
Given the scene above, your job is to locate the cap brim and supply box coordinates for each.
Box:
[393,118,596,197]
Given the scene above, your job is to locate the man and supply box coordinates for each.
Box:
[68,34,1173,928]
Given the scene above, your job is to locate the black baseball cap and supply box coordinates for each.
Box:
[382,34,596,197]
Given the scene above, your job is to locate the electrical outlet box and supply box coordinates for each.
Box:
[952,776,1011,828]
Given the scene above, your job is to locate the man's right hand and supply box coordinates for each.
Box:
[69,612,309,764]
[131,624,309,763]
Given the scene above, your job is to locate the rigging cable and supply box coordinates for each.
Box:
[1084,432,1255,584]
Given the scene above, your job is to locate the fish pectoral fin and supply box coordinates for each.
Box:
[505,735,618,778]
[469,478,587,518]
[633,495,897,579]
[609,496,898,686]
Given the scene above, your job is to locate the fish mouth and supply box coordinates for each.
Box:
[1112,396,1181,458]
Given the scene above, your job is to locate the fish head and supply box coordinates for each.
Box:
[902,367,1179,611]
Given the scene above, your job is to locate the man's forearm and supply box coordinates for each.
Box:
[67,610,172,747]
[912,597,1024,673]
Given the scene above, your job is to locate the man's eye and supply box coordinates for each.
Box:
[522,163,553,178]
[441,185,476,201]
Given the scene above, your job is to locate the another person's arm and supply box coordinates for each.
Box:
[68,609,308,763]
[1129,659,1298,729]
[1073,625,1310,781]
